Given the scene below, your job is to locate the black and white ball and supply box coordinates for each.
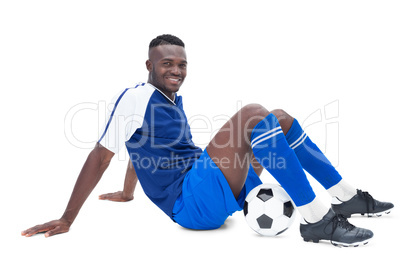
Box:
[243,183,296,236]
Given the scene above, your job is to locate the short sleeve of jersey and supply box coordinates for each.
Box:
[98,83,154,154]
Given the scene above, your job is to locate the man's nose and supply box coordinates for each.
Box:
[170,65,180,75]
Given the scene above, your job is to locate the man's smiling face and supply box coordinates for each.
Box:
[146,45,187,100]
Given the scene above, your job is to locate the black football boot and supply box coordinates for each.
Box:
[300,209,374,247]
[332,189,394,218]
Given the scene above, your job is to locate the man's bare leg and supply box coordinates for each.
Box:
[206,105,294,198]
[206,104,269,198]
[206,104,329,224]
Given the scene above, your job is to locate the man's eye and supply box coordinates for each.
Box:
[163,62,171,66]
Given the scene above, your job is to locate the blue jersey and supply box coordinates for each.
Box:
[98,83,202,218]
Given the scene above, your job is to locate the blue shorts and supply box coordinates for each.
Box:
[172,149,262,230]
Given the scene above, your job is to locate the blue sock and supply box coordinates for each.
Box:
[251,114,316,207]
[285,118,342,189]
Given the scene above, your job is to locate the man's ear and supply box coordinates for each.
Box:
[146,60,152,72]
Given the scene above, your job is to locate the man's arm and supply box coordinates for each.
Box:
[98,159,138,202]
[21,143,114,237]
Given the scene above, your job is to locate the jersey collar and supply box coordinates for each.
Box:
[148,83,176,105]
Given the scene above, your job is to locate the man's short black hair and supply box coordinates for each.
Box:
[149,34,185,49]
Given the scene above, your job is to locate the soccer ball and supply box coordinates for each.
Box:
[243,183,296,236]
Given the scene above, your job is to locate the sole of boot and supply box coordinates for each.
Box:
[302,237,372,247]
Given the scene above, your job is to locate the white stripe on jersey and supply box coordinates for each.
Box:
[98,83,154,154]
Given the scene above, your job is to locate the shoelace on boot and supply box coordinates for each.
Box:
[328,214,356,246]
[357,189,375,216]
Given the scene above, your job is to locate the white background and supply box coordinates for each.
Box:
[1,0,401,267]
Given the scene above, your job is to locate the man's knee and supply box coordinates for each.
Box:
[271,109,294,134]
[239,103,270,129]
[271,109,292,121]
[240,103,270,118]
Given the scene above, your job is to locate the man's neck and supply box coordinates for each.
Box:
[148,83,176,104]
